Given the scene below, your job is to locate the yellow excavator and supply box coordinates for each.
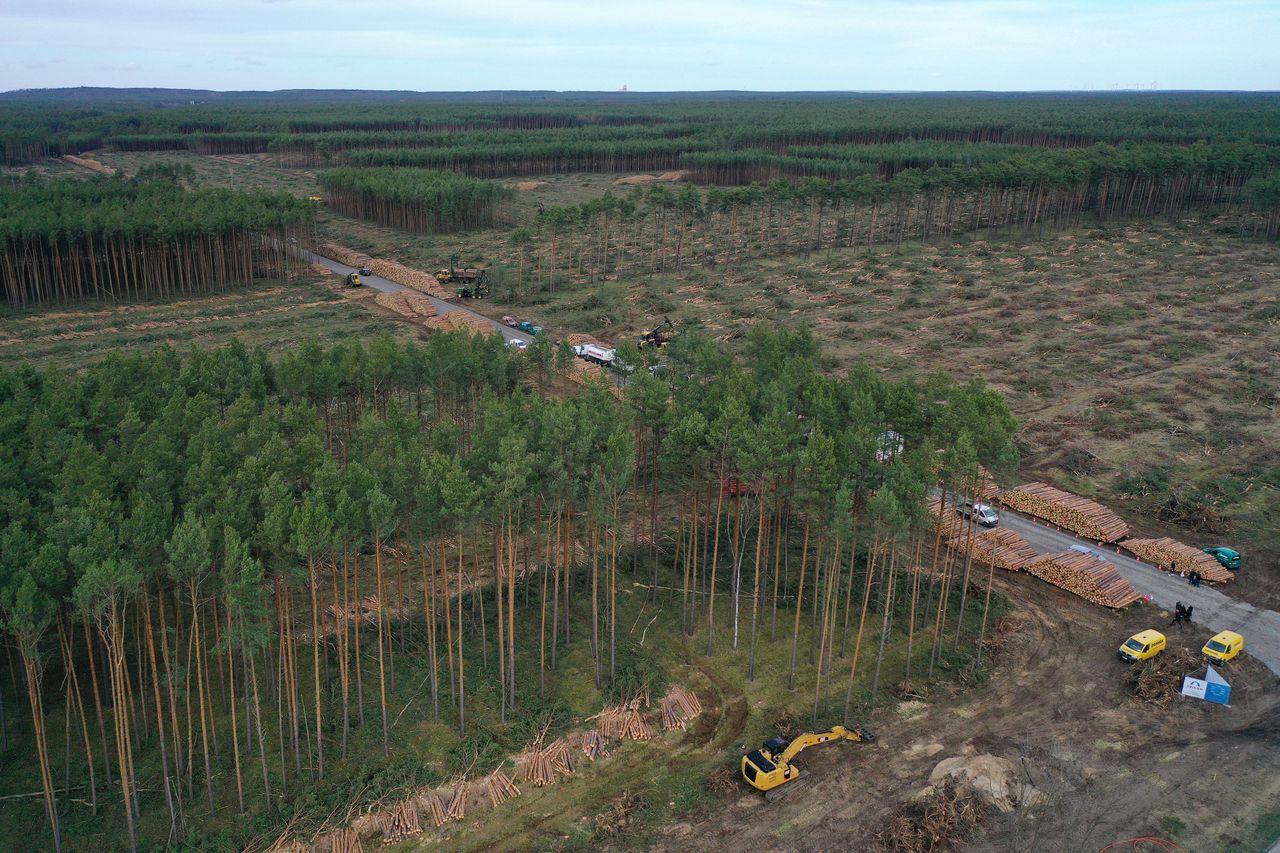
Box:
[741,724,876,801]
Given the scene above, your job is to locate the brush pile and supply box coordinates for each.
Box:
[266,839,311,853]
[1002,482,1130,542]
[1124,538,1231,583]
[660,686,703,730]
[593,791,641,839]
[522,738,577,786]
[482,768,521,807]
[877,780,988,853]
[378,797,421,845]
[1025,551,1140,608]
[1125,647,1201,706]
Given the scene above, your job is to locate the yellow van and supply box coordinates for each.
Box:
[1118,629,1166,663]
[1202,630,1243,663]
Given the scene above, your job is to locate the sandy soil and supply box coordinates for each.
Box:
[652,575,1280,852]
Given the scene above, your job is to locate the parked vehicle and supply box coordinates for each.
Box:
[357,265,372,276]
[1202,547,1241,571]
[1202,630,1244,663]
[574,343,616,366]
[1118,629,1166,662]
[505,338,528,350]
[957,501,1000,527]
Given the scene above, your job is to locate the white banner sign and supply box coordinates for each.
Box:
[1181,677,1207,700]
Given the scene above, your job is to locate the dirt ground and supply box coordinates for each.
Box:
[651,574,1280,853]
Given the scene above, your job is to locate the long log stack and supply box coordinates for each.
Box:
[1002,482,1130,543]
[1026,551,1141,608]
[660,687,703,730]
[969,527,1039,572]
[482,769,521,807]
[1123,538,1232,583]
[366,257,454,300]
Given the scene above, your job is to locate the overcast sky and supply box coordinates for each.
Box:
[2,0,1277,92]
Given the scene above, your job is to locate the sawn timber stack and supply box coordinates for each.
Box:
[1026,550,1141,608]
[1002,482,1130,543]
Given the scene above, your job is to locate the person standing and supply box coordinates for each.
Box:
[1185,605,1194,624]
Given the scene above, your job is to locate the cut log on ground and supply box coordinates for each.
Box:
[1123,538,1232,583]
[1002,482,1130,542]
[1025,551,1141,609]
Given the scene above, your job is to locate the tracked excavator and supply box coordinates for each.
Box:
[741,724,875,801]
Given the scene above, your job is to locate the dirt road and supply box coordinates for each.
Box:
[997,507,1280,675]
[300,248,534,346]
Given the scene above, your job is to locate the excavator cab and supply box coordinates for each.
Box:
[742,724,875,800]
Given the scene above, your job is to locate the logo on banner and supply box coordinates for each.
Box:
[1181,665,1230,706]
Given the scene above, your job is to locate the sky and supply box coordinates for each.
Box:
[2,0,1278,92]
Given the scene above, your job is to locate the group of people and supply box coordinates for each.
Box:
[1170,601,1195,628]
[1167,561,1204,587]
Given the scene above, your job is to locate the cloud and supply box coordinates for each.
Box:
[0,0,1277,90]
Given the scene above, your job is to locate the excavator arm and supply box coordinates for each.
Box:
[741,724,875,796]
[778,725,871,763]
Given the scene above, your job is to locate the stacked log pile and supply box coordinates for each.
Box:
[975,465,1001,502]
[968,527,1038,572]
[318,242,372,269]
[482,768,521,807]
[61,155,116,175]
[1002,482,1130,542]
[426,311,500,337]
[366,258,453,299]
[522,738,576,786]
[578,730,605,760]
[445,783,467,822]
[1026,551,1140,608]
[660,687,703,730]
[419,790,447,828]
[374,291,438,320]
[592,702,652,741]
[321,828,362,853]
[379,797,421,845]
[1124,538,1232,583]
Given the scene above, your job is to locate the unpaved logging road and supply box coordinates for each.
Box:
[996,505,1280,675]
[301,248,535,346]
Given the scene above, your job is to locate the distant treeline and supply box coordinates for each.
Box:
[6,93,1280,166]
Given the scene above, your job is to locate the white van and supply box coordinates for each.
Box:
[957,502,999,527]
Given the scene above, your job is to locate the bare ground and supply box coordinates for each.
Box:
[650,574,1280,853]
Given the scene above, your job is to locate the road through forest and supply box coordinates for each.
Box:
[302,244,1280,675]
[990,502,1280,675]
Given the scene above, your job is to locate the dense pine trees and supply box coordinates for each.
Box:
[0,176,312,306]
[0,326,1015,849]
[317,168,511,234]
